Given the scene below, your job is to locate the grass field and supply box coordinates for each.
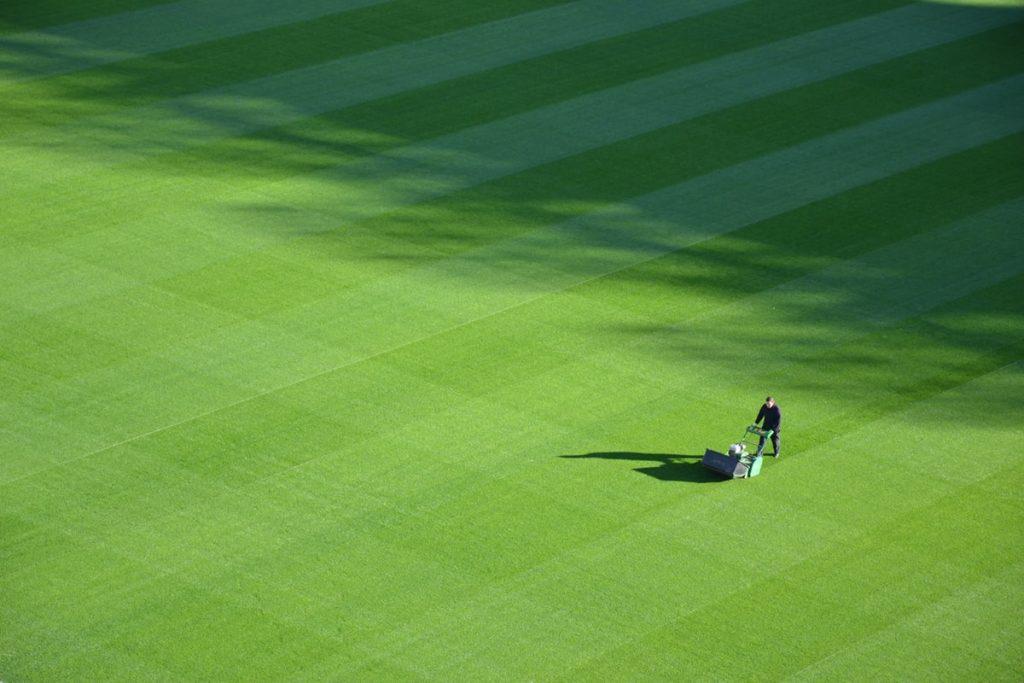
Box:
[2,0,1023,679]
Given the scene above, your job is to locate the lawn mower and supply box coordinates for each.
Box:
[701,425,775,479]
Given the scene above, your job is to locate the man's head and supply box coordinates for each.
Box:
[765,396,775,408]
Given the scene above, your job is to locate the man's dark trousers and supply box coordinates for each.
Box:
[757,429,780,457]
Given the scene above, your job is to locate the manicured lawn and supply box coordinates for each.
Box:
[2,0,1022,679]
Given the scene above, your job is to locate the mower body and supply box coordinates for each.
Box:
[701,425,773,479]
[701,448,762,479]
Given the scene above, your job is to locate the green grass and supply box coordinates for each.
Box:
[2,1,1023,680]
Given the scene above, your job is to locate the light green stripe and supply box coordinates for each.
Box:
[0,0,398,84]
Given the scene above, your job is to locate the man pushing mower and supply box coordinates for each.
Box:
[753,396,781,457]
[700,395,784,479]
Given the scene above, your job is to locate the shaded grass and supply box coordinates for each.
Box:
[571,132,1024,323]
[148,0,911,180]
[353,23,1024,255]
[0,0,574,132]
[0,0,170,34]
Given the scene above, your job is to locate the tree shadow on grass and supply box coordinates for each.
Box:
[560,451,721,484]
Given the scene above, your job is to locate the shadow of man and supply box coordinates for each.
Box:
[560,452,719,483]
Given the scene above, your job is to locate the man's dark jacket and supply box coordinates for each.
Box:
[756,403,782,432]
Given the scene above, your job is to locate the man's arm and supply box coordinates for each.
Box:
[754,405,765,425]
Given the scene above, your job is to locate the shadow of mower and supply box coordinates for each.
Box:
[560,451,720,483]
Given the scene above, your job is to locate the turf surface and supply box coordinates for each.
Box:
[2,0,1023,679]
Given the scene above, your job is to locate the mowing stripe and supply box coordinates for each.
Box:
[6,78,1020,484]
[0,0,400,84]
[551,129,1024,327]
[179,0,908,174]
